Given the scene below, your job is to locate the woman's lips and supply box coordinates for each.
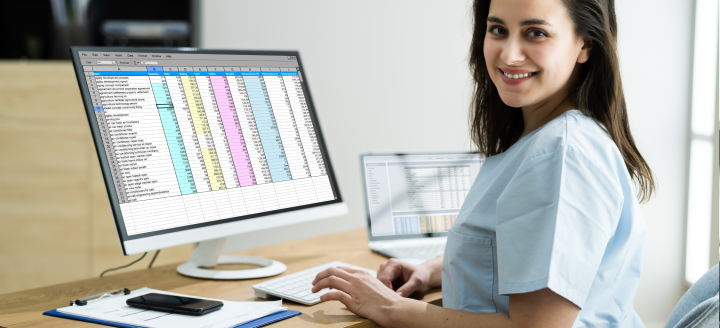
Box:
[499,68,537,85]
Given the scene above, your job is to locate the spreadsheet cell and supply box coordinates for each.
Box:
[257,183,281,211]
[239,185,265,214]
[292,178,319,205]
[225,188,249,216]
[88,62,336,236]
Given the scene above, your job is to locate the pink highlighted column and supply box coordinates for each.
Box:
[210,75,257,186]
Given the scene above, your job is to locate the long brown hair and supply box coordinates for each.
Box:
[469,0,655,202]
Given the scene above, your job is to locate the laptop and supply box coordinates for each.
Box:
[361,153,484,264]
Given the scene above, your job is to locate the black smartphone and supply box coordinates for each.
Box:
[126,293,223,316]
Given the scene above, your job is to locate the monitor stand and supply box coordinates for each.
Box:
[176,238,287,279]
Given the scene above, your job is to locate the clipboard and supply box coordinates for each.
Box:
[44,287,301,328]
[43,308,301,328]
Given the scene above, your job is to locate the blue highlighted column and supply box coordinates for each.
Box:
[243,75,291,182]
[393,216,420,234]
[151,80,197,195]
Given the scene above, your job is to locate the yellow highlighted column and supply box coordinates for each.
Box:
[181,76,226,190]
[419,215,445,233]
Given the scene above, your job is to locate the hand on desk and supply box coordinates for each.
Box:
[311,265,402,327]
[310,257,443,327]
[377,258,434,297]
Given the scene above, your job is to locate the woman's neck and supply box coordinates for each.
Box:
[519,93,575,139]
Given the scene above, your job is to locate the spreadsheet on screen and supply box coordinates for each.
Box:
[363,154,483,236]
[78,51,336,236]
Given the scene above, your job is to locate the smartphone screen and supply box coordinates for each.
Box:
[127,293,223,315]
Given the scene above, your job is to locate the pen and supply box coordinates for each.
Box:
[70,288,131,306]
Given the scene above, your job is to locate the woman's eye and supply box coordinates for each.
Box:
[527,29,548,38]
[489,26,506,35]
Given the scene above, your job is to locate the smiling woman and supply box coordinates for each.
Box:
[471,0,654,201]
[311,0,655,327]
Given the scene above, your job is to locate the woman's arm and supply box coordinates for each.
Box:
[312,267,579,328]
[419,257,443,288]
[390,287,579,328]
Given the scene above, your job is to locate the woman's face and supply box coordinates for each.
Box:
[484,0,590,108]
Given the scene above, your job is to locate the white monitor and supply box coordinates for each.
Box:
[70,47,346,279]
[361,153,483,239]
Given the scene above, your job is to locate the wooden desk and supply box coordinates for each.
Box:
[0,229,442,327]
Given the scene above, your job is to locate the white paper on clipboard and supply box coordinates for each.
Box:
[58,287,286,328]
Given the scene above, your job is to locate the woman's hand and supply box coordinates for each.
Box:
[311,266,404,327]
[377,258,441,297]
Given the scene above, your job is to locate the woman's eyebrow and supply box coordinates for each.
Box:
[487,15,552,27]
[520,19,552,27]
[487,16,504,24]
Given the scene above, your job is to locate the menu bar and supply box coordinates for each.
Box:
[77,51,297,62]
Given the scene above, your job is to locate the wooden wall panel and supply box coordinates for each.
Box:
[0,61,192,295]
[0,62,90,294]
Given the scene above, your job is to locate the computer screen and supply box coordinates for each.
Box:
[362,154,483,237]
[71,48,341,252]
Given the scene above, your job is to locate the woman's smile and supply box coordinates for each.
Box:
[499,67,538,85]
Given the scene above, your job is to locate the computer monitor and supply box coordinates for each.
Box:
[70,47,346,279]
[361,153,483,240]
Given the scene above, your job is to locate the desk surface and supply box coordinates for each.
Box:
[0,228,441,327]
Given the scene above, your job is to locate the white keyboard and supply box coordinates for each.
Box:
[253,261,376,305]
[382,243,445,259]
[370,238,446,261]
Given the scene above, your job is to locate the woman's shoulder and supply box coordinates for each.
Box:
[524,110,625,172]
[526,110,615,151]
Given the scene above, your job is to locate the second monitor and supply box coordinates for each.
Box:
[362,153,483,261]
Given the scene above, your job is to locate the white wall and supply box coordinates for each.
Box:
[200,0,694,324]
[615,0,695,323]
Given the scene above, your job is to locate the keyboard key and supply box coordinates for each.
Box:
[293,290,312,297]
[252,262,376,305]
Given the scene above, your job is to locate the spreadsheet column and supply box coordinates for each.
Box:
[166,75,209,190]
[174,75,212,193]
[195,71,234,220]
[180,74,222,221]
[94,73,185,233]
[263,71,302,208]
[196,73,237,190]
[243,75,291,182]
[227,75,269,185]
[180,75,226,191]
[87,72,128,205]
[149,74,196,195]
[227,74,268,214]
[210,73,251,217]
[242,73,285,211]
[264,72,309,180]
[165,73,207,225]
[282,73,323,176]
[209,75,255,187]
[282,72,321,204]
[283,73,333,201]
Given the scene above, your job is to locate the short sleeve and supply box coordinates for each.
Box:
[495,147,623,308]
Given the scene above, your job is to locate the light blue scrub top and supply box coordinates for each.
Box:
[441,110,647,327]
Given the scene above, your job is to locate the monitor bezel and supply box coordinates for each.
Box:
[70,46,343,255]
[360,152,481,242]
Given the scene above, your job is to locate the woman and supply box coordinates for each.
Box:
[312,0,654,326]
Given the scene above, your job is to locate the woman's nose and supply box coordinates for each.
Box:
[500,35,526,65]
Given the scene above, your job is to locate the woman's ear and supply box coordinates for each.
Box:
[577,39,592,63]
